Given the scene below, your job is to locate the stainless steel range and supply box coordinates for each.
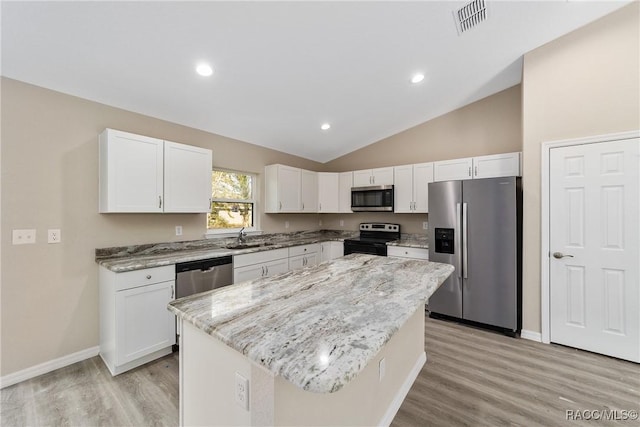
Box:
[343,223,401,256]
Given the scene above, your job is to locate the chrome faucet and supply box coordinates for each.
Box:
[237,227,247,244]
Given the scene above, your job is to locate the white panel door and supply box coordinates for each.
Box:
[264,258,289,277]
[473,152,521,178]
[371,167,394,186]
[550,139,639,362]
[233,264,265,283]
[163,141,212,213]
[278,165,302,212]
[433,157,473,182]
[301,170,318,212]
[318,173,339,213]
[115,281,176,365]
[353,169,373,187]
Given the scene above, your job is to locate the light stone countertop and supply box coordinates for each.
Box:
[168,254,454,394]
[96,230,357,272]
[387,233,429,249]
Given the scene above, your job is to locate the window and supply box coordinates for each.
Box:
[207,170,256,231]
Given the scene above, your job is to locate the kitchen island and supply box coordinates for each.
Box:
[168,254,453,426]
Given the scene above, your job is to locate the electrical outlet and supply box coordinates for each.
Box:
[423,221,428,230]
[175,226,183,236]
[319,219,323,227]
[47,229,61,244]
[12,229,36,245]
[379,358,386,381]
[235,372,249,411]
[339,220,344,227]
[285,221,290,229]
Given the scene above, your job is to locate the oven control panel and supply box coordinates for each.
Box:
[359,223,400,232]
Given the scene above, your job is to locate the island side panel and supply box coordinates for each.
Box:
[273,307,426,426]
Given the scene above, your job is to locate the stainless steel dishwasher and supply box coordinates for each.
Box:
[175,256,233,298]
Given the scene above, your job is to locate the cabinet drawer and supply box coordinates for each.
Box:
[115,265,175,291]
[288,243,319,257]
[233,248,289,268]
[387,246,429,260]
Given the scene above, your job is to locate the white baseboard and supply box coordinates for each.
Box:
[0,346,99,389]
[520,329,542,342]
[378,351,427,427]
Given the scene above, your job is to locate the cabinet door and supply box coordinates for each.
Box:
[320,242,331,262]
[473,152,521,178]
[329,242,344,259]
[278,165,302,212]
[433,157,473,182]
[163,141,212,213]
[318,173,339,213]
[339,172,353,213]
[115,281,175,365]
[305,252,319,267]
[393,165,414,213]
[99,129,164,213]
[353,169,373,186]
[413,162,434,213]
[289,254,305,270]
[301,170,318,212]
[264,258,289,277]
[372,167,394,186]
[234,263,266,283]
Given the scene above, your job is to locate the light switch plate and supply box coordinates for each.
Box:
[422,222,428,230]
[13,229,36,245]
[175,226,183,236]
[48,229,61,244]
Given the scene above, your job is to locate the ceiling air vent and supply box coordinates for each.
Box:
[454,0,488,35]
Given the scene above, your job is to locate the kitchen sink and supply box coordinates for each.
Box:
[224,242,274,250]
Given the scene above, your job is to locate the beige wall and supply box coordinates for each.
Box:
[521,3,640,333]
[322,85,522,234]
[0,78,324,376]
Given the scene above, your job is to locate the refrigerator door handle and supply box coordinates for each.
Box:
[456,202,462,279]
[462,202,468,279]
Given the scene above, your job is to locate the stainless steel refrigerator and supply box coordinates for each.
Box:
[427,177,522,334]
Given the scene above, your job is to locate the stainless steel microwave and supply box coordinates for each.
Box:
[351,185,394,212]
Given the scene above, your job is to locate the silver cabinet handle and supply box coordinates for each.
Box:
[462,202,468,279]
[279,201,282,211]
[468,167,471,177]
[261,266,265,276]
[302,202,305,210]
[553,252,574,259]
[474,166,478,177]
[266,266,269,275]
[319,202,322,211]
[159,196,162,208]
[171,285,174,299]
[146,275,152,279]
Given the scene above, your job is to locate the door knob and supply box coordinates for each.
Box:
[553,252,574,259]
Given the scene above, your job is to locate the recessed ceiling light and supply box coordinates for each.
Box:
[321,123,331,131]
[411,73,425,84]
[196,63,213,77]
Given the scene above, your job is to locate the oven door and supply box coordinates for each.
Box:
[344,240,388,256]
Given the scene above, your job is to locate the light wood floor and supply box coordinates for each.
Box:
[2,317,638,426]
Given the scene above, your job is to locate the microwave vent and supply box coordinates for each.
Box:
[454,0,488,35]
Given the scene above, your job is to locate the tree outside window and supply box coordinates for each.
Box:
[208,170,255,230]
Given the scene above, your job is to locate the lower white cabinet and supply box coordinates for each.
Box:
[99,265,176,376]
[321,241,344,262]
[289,244,319,269]
[387,246,429,260]
[233,248,289,283]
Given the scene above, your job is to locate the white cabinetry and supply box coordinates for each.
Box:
[433,152,521,182]
[339,172,353,213]
[352,167,394,186]
[288,244,319,269]
[265,164,302,213]
[99,265,176,375]
[233,248,289,283]
[387,246,429,260]
[394,163,434,213]
[99,129,212,213]
[318,173,340,213]
[320,241,344,262]
[301,170,318,212]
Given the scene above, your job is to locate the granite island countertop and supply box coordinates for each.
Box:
[168,253,453,394]
[96,230,358,272]
[387,233,429,249]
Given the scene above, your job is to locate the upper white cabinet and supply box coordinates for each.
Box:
[318,173,340,213]
[265,164,302,213]
[339,172,354,213]
[433,152,521,182]
[352,167,394,187]
[473,152,521,179]
[301,170,318,212]
[163,141,214,213]
[99,129,212,213]
[394,162,434,213]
